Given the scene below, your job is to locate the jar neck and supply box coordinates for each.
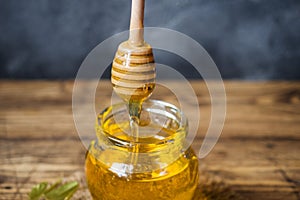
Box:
[92,100,188,174]
[96,123,186,154]
[93,130,187,175]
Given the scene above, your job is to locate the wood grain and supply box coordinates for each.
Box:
[0,80,299,200]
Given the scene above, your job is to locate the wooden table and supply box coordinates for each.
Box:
[0,80,299,200]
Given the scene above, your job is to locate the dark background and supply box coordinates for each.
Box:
[0,0,299,80]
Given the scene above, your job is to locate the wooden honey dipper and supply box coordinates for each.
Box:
[111,0,155,120]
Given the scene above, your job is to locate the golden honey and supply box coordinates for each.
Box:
[85,100,199,200]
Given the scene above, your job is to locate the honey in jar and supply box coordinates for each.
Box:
[85,100,199,200]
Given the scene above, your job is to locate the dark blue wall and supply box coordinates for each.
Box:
[0,0,299,79]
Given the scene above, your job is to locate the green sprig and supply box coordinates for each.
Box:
[28,180,79,200]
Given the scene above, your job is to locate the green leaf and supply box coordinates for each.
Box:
[44,181,79,200]
[28,182,48,200]
[44,179,62,194]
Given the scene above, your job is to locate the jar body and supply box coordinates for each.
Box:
[86,142,198,200]
[85,100,199,200]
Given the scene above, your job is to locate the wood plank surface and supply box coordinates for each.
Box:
[0,80,299,200]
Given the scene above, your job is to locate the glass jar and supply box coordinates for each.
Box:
[85,100,199,200]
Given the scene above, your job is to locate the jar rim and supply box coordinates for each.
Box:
[96,99,187,148]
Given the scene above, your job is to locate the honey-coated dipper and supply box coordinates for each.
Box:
[111,0,155,123]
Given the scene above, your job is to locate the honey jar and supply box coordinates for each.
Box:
[85,100,199,200]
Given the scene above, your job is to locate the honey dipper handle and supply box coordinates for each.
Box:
[129,0,145,46]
